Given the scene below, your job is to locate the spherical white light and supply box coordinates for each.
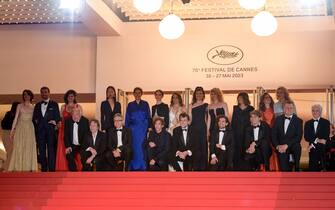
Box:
[251,11,278,36]
[159,14,185,40]
[133,0,163,14]
[239,0,266,10]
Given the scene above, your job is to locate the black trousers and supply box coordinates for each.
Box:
[37,125,57,172]
[171,156,193,171]
[105,150,127,171]
[148,161,168,171]
[81,151,106,171]
[209,150,233,171]
[277,143,301,171]
[245,143,271,171]
[66,145,81,171]
[309,144,327,171]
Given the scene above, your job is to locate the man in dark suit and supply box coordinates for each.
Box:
[244,110,272,171]
[81,119,107,171]
[146,117,171,171]
[171,113,197,171]
[272,100,303,171]
[64,107,89,171]
[209,115,233,171]
[304,104,330,171]
[106,113,132,171]
[33,86,61,172]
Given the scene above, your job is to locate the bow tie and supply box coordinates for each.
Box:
[42,101,48,105]
[285,117,291,121]
[219,129,226,133]
[182,128,188,132]
[116,129,122,132]
[253,125,260,129]
[313,119,319,122]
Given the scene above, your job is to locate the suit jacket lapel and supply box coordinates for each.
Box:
[315,119,321,135]
[122,130,127,146]
[113,130,118,148]
[94,132,101,149]
[186,130,190,147]
[179,129,186,147]
[258,126,264,141]
[280,117,286,136]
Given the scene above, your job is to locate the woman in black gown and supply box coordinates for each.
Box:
[100,86,121,132]
[207,88,229,134]
[231,92,254,170]
[151,90,169,129]
[190,86,208,171]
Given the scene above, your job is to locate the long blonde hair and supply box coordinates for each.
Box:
[210,88,224,103]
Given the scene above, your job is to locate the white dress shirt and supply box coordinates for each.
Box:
[117,127,123,147]
[92,132,97,146]
[72,122,79,145]
[313,118,320,133]
[211,129,226,159]
[41,99,50,117]
[284,115,293,134]
[253,125,260,141]
[182,127,188,146]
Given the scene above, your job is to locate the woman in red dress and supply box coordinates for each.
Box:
[259,92,279,171]
[55,90,83,171]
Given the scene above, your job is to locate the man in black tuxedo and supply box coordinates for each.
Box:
[171,113,197,171]
[64,108,89,171]
[146,117,171,171]
[106,113,132,171]
[209,115,233,171]
[81,119,107,171]
[304,104,330,171]
[33,87,61,172]
[244,110,272,171]
[272,100,303,171]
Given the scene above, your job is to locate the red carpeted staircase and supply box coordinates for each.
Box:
[0,172,334,210]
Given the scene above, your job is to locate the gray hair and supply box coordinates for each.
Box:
[312,104,323,113]
[113,113,123,119]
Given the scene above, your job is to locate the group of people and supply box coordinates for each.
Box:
[1,86,335,172]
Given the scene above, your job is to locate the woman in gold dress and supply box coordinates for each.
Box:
[9,90,38,172]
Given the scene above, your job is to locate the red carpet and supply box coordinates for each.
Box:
[0,172,334,210]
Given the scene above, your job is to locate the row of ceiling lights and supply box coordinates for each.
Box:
[133,0,278,39]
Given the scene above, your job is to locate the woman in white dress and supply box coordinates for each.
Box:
[9,90,38,172]
[168,93,186,134]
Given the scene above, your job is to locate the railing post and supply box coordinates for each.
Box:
[330,86,334,124]
[185,88,191,114]
[117,89,127,117]
[255,87,265,110]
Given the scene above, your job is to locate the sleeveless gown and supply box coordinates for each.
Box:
[191,103,208,171]
[8,110,38,171]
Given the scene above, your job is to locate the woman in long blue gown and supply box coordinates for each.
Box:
[125,87,151,171]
